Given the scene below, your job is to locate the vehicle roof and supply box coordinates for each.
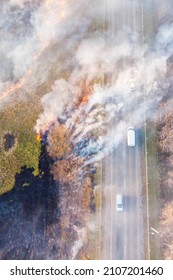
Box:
[117,194,123,202]
[128,126,135,130]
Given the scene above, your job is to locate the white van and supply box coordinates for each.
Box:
[116,195,123,211]
[127,127,135,147]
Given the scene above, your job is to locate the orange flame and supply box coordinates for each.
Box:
[81,94,90,104]
[36,133,42,142]
[0,0,67,102]
[0,77,25,101]
[33,38,52,61]
[75,80,94,108]
[0,69,32,101]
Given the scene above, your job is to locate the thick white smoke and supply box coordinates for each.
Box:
[0,0,102,100]
[35,18,173,163]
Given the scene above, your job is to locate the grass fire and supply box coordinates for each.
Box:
[1,0,173,262]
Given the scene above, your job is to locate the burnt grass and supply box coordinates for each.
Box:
[3,133,16,151]
[0,144,61,260]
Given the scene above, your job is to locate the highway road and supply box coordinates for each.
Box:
[102,0,145,260]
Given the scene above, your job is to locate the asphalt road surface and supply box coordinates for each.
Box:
[102,0,145,260]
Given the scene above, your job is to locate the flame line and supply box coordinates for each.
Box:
[0,0,67,102]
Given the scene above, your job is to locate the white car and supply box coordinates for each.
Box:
[130,79,135,91]
[116,195,123,211]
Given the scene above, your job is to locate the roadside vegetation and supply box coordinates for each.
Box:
[145,70,173,260]
[141,2,173,260]
[44,73,106,259]
[47,122,98,259]
[157,97,173,260]
[145,121,160,259]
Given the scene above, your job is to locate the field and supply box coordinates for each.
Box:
[0,96,42,194]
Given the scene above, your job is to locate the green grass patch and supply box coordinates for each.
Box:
[146,122,161,259]
[0,98,42,194]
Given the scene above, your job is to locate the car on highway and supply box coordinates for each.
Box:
[127,127,136,147]
[116,194,123,211]
[130,79,135,91]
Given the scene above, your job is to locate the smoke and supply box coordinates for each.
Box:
[71,227,87,260]
[0,0,102,102]
[35,78,81,132]
[35,19,173,164]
